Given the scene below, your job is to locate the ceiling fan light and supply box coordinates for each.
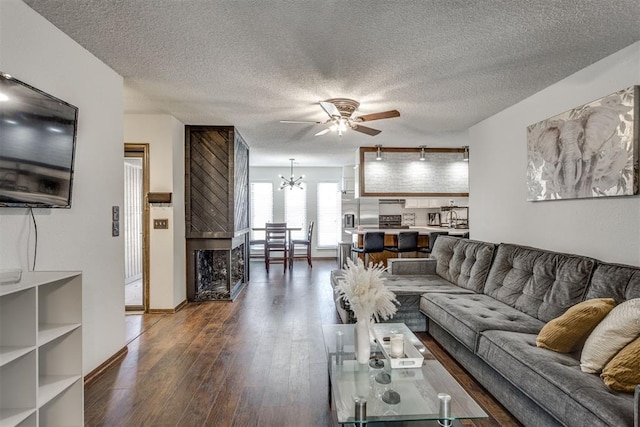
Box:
[463,146,469,161]
[419,145,426,161]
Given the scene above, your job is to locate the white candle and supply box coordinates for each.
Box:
[389,334,404,357]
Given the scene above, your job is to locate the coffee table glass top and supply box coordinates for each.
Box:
[322,323,488,424]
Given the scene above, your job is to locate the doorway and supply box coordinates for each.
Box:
[124,144,150,312]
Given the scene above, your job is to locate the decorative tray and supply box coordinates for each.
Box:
[372,325,424,369]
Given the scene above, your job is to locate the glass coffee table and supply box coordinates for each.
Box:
[322,323,487,426]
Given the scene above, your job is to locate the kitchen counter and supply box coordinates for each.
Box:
[345,226,469,266]
[345,226,469,236]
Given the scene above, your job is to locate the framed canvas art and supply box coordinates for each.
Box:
[527,86,639,201]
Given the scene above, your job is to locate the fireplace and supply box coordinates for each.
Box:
[187,236,247,301]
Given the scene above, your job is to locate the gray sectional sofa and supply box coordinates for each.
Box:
[330,236,640,427]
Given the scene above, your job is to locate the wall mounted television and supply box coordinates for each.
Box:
[0,72,78,208]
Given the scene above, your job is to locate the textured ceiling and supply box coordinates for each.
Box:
[23,0,640,167]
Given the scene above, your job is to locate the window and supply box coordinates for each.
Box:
[316,182,341,248]
[284,185,307,240]
[250,182,273,240]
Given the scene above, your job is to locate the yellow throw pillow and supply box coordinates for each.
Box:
[536,298,616,353]
[601,336,640,393]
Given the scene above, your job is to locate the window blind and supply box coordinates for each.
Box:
[316,182,341,248]
[284,185,307,240]
[250,182,273,240]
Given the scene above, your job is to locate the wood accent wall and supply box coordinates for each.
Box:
[185,126,250,238]
[234,134,249,233]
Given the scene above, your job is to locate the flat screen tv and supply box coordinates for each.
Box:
[0,72,78,208]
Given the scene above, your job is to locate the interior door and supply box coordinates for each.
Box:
[124,144,150,312]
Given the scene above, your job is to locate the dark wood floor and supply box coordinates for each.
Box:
[85,260,521,426]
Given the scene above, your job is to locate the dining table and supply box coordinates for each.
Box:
[251,226,302,244]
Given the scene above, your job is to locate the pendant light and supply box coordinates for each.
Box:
[419,145,426,161]
[278,158,304,190]
[375,145,383,161]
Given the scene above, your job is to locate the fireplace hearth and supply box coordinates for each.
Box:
[187,238,246,301]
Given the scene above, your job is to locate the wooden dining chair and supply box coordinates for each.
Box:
[290,221,314,268]
[264,222,288,272]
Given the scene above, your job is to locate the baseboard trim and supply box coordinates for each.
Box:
[84,345,128,387]
[174,299,188,312]
[148,299,188,314]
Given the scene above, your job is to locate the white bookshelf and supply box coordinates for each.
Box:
[0,271,82,426]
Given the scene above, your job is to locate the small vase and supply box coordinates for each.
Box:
[355,318,372,364]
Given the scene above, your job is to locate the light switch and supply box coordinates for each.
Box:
[154,219,169,229]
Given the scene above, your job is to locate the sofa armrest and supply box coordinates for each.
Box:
[388,258,437,275]
[635,384,639,427]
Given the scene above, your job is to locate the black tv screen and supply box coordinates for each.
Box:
[0,73,78,208]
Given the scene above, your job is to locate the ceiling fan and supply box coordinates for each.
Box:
[280,98,400,137]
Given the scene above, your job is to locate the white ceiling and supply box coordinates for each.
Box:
[23,0,640,167]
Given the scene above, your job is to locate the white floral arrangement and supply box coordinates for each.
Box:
[334,258,399,322]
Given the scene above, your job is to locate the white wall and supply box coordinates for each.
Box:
[124,114,186,309]
[250,166,342,257]
[0,1,125,373]
[470,41,640,266]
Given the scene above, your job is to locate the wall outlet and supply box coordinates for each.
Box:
[112,221,119,237]
[154,219,169,229]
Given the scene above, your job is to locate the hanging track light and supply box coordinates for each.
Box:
[375,145,383,161]
[419,145,426,161]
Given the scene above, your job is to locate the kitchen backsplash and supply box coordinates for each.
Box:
[378,198,468,227]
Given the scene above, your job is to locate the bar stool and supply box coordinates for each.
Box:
[418,231,449,256]
[384,231,419,257]
[351,232,385,266]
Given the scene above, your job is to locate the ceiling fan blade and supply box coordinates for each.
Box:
[319,101,342,118]
[356,110,400,122]
[315,128,331,136]
[352,124,381,136]
[280,120,322,124]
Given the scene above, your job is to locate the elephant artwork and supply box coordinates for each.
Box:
[527,86,639,201]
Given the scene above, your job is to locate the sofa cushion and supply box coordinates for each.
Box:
[330,271,457,331]
[388,258,437,275]
[536,298,616,353]
[601,336,640,393]
[580,298,640,373]
[477,330,635,427]
[383,274,476,295]
[430,236,496,293]
[585,261,640,303]
[421,293,545,351]
[483,243,595,322]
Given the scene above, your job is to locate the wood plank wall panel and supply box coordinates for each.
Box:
[233,132,249,233]
[186,126,232,237]
[185,125,250,238]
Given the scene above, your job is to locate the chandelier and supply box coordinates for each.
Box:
[279,158,304,190]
